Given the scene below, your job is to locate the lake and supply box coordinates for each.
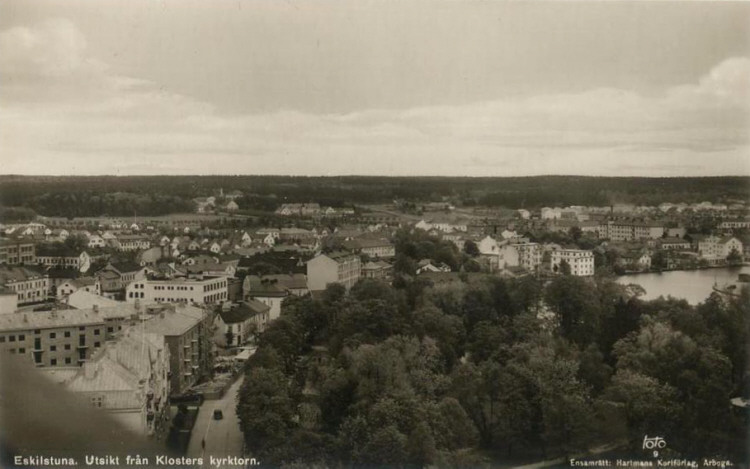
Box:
[615,266,750,304]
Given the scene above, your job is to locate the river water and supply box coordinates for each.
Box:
[615,266,750,304]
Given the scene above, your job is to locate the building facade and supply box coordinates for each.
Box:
[125,276,229,305]
[0,266,50,307]
[306,252,361,291]
[551,249,595,276]
[0,239,36,265]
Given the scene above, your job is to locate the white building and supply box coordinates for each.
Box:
[125,276,229,305]
[551,249,595,276]
[307,251,361,291]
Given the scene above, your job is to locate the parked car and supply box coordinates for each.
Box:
[213,409,224,420]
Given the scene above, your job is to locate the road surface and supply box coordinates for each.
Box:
[187,375,246,467]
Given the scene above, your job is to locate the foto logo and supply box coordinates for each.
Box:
[643,435,667,457]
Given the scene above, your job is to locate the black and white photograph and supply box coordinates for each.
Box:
[0,1,748,468]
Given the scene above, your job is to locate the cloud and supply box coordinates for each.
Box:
[0,18,748,176]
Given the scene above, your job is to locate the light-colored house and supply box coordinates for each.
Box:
[57,277,101,299]
[698,236,743,264]
[551,249,595,276]
[307,251,361,291]
[214,301,268,347]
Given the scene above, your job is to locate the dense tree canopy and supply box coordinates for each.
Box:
[237,271,748,466]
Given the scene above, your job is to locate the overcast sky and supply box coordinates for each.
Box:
[1,0,748,177]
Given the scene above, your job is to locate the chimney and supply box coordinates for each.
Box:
[92,304,98,313]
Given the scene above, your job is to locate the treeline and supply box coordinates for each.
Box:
[1,176,748,219]
[236,272,748,466]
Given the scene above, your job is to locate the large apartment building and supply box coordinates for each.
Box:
[125,275,228,305]
[0,239,36,265]
[551,249,595,277]
[0,266,50,308]
[142,304,213,396]
[307,251,361,291]
[43,327,171,438]
[0,305,140,367]
[598,221,665,241]
[512,242,543,272]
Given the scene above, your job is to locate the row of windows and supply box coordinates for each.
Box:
[154,297,191,303]
[11,281,47,291]
[202,281,226,292]
[0,333,26,342]
[153,285,194,291]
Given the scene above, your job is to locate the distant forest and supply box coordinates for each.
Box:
[0,175,748,219]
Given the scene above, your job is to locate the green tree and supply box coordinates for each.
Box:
[236,367,297,459]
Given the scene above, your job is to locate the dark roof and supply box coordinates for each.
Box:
[218,305,254,324]
[36,244,84,258]
[243,276,289,297]
[108,262,143,274]
[0,265,48,284]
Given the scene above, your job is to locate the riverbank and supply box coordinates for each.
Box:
[615,265,750,304]
[617,262,750,277]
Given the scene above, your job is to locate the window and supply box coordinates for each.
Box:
[49,332,56,339]
[50,358,57,366]
[107,327,113,333]
[65,344,71,350]
[95,342,101,348]
[65,357,71,364]
[18,334,25,341]
[50,345,56,352]
[34,329,40,334]
[19,348,25,353]
[65,331,70,338]
[94,329,100,336]
[0,337,4,343]
[9,335,15,342]
[79,326,85,331]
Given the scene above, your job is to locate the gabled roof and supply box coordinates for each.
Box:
[0,265,48,284]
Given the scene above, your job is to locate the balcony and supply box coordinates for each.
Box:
[77,344,89,349]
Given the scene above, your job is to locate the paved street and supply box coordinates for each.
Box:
[187,375,246,466]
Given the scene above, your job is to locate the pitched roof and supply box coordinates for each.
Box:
[0,265,48,284]
[143,305,207,336]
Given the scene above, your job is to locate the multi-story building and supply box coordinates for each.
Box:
[698,236,743,265]
[551,249,595,276]
[143,303,213,396]
[598,221,665,241]
[0,304,140,366]
[96,262,149,298]
[214,300,270,347]
[125,275,229,305]
[44,327,171,438]
[306,251,361,291]
[342,238,396,258]
[718,219,750,230]
[36,247,91,273]
[657,238,691,251]
[0,239,36,265]
[512,242,543,272]
[243,277,288,321]
[0,266,50,307]
[116,234,151,252]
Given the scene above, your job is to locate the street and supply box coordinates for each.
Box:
[186,375,246,467]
